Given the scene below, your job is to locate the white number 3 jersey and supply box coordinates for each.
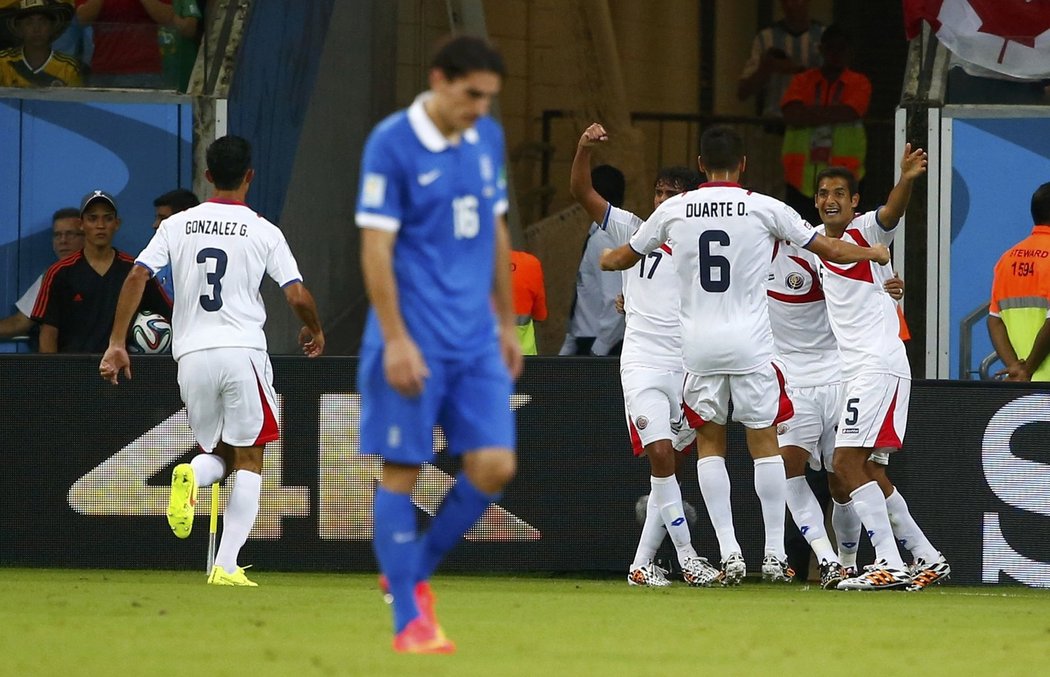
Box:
[629,183,816,375]
[135,200,303,361]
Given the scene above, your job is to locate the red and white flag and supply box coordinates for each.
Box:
[903,0,1050,79]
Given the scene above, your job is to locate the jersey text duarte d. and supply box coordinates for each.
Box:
[135,200,303,361]
[816,211,910,380]
[629,182,816,375]
[355,93,508,357]
[600,204,681,370]
[767,239,841,386]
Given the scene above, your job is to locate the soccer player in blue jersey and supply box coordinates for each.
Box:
[355,35,520,655]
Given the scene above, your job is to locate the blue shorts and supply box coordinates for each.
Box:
[358,344,515,465]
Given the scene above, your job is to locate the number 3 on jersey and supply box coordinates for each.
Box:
[699,230,730,292]
[197,247,228,311]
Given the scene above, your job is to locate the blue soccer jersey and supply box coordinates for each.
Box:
[356,94,509,357]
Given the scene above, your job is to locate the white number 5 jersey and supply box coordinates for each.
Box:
[135,200,304,361]
[629,183,816,375]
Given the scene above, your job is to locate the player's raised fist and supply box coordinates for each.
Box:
[579,123,609,147]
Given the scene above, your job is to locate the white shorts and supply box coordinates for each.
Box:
[835,373,910,450]
[177,347,280,450]
[621,365,690,456]
[682,363,793,428]
[777,382,842,471]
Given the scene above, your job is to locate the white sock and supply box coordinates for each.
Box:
[650,475,698,564]
[785,476,837,563]
[190,453,225,487]
[832,499,862,568]
[696,456,740,560]
[850,481,905,569]
[215,470,261,573]
[630,493,667,569]
[753,456,787,560]
[885,488,939,563]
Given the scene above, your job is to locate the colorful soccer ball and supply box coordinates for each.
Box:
[129,311,172,354]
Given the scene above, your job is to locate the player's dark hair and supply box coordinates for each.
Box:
[592,164,626,208]
[655,166,701,193]
[52,207,80,223]
[699,126,744,172]
[154,188,200,213]
[815,166,859,196]
[1031,182,1050,225]
[206,136,252,190]
[430,35,505,80]
[820,24,851,50]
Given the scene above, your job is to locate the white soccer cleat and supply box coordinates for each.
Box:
[719,552,746,586]
[628,561,671,587]
[681,556,720,587]
[906,553,951,592]
[836,560,911,590]
[760,554,795,583]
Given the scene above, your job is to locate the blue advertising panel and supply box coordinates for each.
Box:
[949,116,1050,378]
[0,96,192,352]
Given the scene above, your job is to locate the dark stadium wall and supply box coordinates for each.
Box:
[2,356,1048,588]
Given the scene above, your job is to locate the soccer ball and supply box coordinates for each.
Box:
[128,311,172,354]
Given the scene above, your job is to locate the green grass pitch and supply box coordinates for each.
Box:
[1,569,1047,676]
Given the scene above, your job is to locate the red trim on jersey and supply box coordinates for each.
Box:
[251,365,280,446]
[821,228,876,283]
[207,198,248,206]
[772,363,794,425]
[659,243,672,255]
[767,255,825,303]
[32,251,83,318]
[698,181,743,189]
[771,240,780,262]
[683,401,707,429]
[874,387,902,448]
[627,417,645,457]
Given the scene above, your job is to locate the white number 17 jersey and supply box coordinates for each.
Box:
[629,183,816,375]
[135,200,303,361]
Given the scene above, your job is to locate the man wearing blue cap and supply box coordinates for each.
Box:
[31,189,170,352]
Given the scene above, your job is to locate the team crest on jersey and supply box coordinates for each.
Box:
[785,272,805,290]
[777,423,789,435]
[635,415,649,430]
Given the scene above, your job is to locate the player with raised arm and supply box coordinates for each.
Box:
[812,147,949,591]
[356,36,519,654]
[99,136,325,587]
[601,125,889,585]
[571,122,719,588]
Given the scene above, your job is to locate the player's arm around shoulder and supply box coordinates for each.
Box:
[602,204,671,271]
[807,232,890,266]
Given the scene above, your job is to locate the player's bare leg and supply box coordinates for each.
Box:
[695,423,744,584]
[207,443,262,586]
[782,445,842,587]
[745,426,792,581]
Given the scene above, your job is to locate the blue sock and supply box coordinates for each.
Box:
[417,473,497,581]
[372,486,420,633]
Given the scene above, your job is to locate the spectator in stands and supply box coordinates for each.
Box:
[737,0,824,126]
[157,0,199,91]
[988,182,1050,382]
[74,0,176,88]
[0,207,82,343]
[559,164,626,357]
[510,249,547,355]
[0,0,83,87]
[780,24,870,226]
[151,187,199,297]
[31,190,170,352]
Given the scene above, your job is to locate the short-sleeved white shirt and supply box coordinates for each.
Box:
[601,205,682,370]
[766,240,840,387]
[135,200,303,361]
[15,274,42,317]
[629,183,816,375]
[816,211,910,380]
